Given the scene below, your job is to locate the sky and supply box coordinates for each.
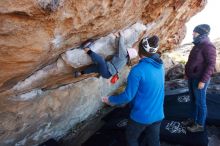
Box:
[182,0,220,44]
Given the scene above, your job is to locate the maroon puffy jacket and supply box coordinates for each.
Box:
[185,38,216,82]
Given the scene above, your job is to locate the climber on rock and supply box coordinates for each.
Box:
[74,31,141,84]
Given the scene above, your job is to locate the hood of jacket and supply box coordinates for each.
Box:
[140,53,163,68]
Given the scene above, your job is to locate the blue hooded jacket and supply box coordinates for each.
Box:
[109,54,165,124]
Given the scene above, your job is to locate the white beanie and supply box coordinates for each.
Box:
[127,48,138,59]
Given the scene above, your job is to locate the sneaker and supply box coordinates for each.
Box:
[187,124,204,132]
[181,118,194,126]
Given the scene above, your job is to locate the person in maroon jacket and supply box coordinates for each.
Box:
[182,24,216,132]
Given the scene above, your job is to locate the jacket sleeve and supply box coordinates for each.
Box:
[201,45,216,82]
[109,69,140,105]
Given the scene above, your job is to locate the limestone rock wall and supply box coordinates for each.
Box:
[0,0,206,94]
[0,70,129,146]
[0,0,206,145]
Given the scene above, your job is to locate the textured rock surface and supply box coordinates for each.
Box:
[166,63,184,80]
[0,0,207,146]
[165,72,220,94]
[0,68,130,146]
[0,0,206,93]
[0,23,145,99]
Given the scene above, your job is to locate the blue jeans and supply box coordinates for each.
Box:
[126,119,161,146]
[188,79,210,126]
[83,50,112,79]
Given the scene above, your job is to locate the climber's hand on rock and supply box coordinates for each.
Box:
[113,32,120,38]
